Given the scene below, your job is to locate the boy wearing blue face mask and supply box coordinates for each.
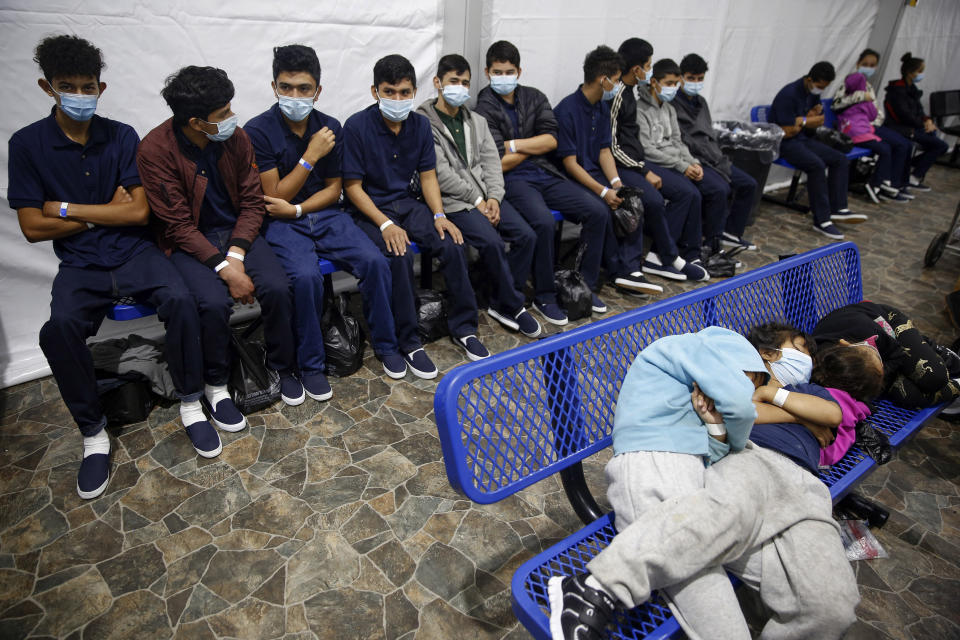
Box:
[634,58,711,282]
[244,45,405,384]
[343,54,488,371]
[9,35,217,498]
[674,53,759,253]
[416,54,541,338]
[138,66,305,422]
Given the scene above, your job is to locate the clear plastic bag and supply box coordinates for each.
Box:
[713,121,785,163]
[838,519,888,561]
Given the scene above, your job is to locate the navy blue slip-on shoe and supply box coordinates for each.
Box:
[404,348,439,379]
[77,453,110,499]
[681,259,710,282]
[380,353,408,379]
[533,301,569,326]
[280,375,306,406]
[203,396,246,432]
[815,222,844,241]
[721,232,757,251]
[302,372,333,401]
[453,335,491,361]
[185,420,222,458]
[486,307,521,331]
[591,294,607,314]
[514,308,542,338]
[641,259,687,281]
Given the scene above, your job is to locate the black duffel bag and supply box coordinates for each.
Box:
[417,289,449,343]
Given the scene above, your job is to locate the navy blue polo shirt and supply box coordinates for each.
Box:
[244,103,343,205]
[173,127,236,232]
[342,103,435,208]
[769,78,819,129]
[7,109,151,269]
[749,382,837,473]
[554,87,612,179]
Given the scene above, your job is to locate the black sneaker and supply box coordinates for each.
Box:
[909,177,932,191]
[815,222,844,240]
[547,573,617,640]
[77,453,110,499]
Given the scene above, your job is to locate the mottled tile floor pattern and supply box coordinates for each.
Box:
[1,165,959,639]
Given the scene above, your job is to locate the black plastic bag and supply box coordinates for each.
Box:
[612,186,643,238]
[855,420,892,465]
[101,380,156,427]
[848,155,877,187]
[554,246,593,321]
[229,329,281,414]
[417,289,448,343]
[814,126,854,153]
[322,293,366,377]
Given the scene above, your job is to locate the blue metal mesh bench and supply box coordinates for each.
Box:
[751,101,872,214]
[433,241,944,639]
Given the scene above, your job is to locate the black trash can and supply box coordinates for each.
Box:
[715,121,784,226]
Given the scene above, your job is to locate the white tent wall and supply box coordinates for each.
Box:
[0,0,445,388]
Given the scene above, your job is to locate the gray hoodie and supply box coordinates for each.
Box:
[635,85,698,173]
[416,99,505,213]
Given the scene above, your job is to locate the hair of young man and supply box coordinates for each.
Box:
[651,58,682,81]
[273,44,321,85]
[34,34,105,82]
[437,53,471,81]
[582,46,624,84]
[747,322,817,357]
[811,345,884,401]
[617,38,653,72]
[857,48,881,64]
[807,61,836,83]
[680,53,709,76]
[373,54,417,89]
[900,52,924,77]
[485,40,520,69]
[161,66,235,127]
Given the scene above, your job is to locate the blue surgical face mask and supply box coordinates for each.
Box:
[857,66,876,78]
[914,73,924,83]
[53,89,98,121]
[202,114,238,142]
[277,92,316,122]
[377,90,415,122]
[769,348,813,386]
[637,68,650,85]
[442,84,470,107]
[683,81,704,96]
[490,74,518,96]
[602,79,622,101]
[658,84,679,102]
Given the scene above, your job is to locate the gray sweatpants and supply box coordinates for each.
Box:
[586,445,859,640]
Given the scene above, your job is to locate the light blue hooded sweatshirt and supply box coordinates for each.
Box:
[612,326,767,464]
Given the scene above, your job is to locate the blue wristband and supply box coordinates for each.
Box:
[59,202,69,218]
[434,212,446,220]
[298,157,314,171]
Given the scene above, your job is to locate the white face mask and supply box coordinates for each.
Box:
[768,348,813,386]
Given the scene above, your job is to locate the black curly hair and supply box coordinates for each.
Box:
[34,34,105,82]
[161,66,234,127]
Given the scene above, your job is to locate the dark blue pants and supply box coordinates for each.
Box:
[615,168,661,272]
[491,200,537,303]
[693,164,758,241]
[504,174,610,291]
[873,125,912,188]
[643,161,703,261]
[779,136,849,225]
[857,139,896,187]
[354,197,477,351]
[910,128,949,180]
[39,245,203,436]
[448,204,526,315]
[264,209,398,373]
[169,231,296,386]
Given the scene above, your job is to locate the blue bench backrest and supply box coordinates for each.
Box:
[750,105,770,124]
[434,242,862,504]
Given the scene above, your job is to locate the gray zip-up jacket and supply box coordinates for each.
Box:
[635,85,698,173]
[416,99,505,213]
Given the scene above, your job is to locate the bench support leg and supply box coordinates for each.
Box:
[560,462,605,525]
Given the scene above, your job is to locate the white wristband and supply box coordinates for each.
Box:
[773,388,791,408]
[611,177,622,185]
[86,222,95,230]
[295,204,303,218]
[473,196,484,207]
[226,251,245,262]
[214,260,230,273]
[508,140,517,153]
[600,187,609,199]
[705,422,727,436]
[379,219,394,232]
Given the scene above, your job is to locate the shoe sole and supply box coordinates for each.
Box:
[830,216,868,224]
[76,474,110,500]
[878,195,909,204]
[592,305,608,314]
[615,279,663,294]
[532,305,569,326]
[547,576,566,640]
[281,392,306,406]
[193,440,223,458]
[486,308,520,331]
[382,362,408,379]
[202,399,247,432]
[406,361,439,379]
[520,325,543,339]
[641,266,687,281]
[864,186,880,204]
[305,388,333,401]
[814,228,844,240]
[453,338,491,362]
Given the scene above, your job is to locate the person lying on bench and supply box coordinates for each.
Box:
[138,65,305,425]
[8,35,214,498]
[812,301,960,410]
[417,54,542,339]
[244,44,407,383]
[549,322,866,640]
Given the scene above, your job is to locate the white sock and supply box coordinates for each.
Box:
[180,400,206,427]
[204,384,231,410]
[584,574,609,594]
[672,256,687,270]
[82,428,110,458]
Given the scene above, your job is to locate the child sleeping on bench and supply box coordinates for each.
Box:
[549,322,883,640]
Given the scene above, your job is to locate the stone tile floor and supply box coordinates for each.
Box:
[1,164,959,639]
